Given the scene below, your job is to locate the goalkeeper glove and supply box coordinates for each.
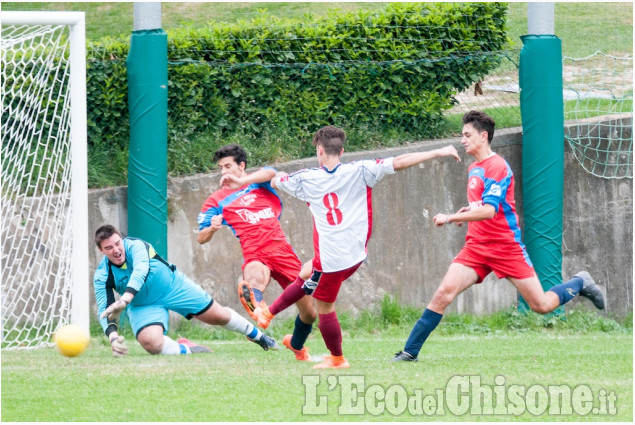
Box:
[100,298,129,321]
[110,335,128,357]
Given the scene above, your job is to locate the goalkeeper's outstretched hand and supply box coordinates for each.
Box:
[100,299,128,321]
[110,335,128,357]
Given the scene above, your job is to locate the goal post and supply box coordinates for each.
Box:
[1,11,89,348]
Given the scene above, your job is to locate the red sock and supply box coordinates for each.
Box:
[318,311,342,357]
[269,276,305,315]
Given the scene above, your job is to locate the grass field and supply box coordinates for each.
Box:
[1,332,632,421]
[2,307,633,422]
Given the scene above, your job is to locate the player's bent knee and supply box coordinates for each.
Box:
[528,301,552,315]
[138,336,163,355]
[300,309,317,324]
[430,289,456,311]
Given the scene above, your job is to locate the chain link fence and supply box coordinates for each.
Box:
[3,2,632,185]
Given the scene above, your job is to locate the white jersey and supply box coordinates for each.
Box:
[277,158,395,272]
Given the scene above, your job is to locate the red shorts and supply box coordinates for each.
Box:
[242,242,302,289]
[312,261,363,303]
[453,241,536,283]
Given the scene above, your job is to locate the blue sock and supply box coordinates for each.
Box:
[290,314,313,350]
[247,327,259,339]
[403,308,443,358]
[548,276,583,306]
[252,288,263,303]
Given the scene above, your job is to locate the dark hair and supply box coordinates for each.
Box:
[462,110,495,143]
[312,125,346,156]
[213,144,247,167]
[94,224,121,248]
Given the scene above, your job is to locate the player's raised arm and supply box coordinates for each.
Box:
[392,145,460,171]
[270,171,289,190]
[220,167,276,188]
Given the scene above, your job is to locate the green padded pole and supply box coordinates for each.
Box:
[518,35,564,313]
[127,29,168,258]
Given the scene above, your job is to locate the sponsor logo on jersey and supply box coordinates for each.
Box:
[469,177,478,189]
[486,183,502,197]
[236,208,276,224]
[469,200,483,210]
[240,193,257,207]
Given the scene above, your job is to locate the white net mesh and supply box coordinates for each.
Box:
[1,22,74,349]
[563,52,633,179]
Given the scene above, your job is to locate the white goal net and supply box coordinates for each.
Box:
[563,51,633,179]
[1,12,89,349]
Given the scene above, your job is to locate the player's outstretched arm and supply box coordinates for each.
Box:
[392,145,460,171]
[100,292,134,321]
[220,167,276,187]
[197,214,223,244]
[270,171,289,190]
[433,204,496,227]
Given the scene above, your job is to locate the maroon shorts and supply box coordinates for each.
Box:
[312,261,363,303]
[453,241,536,283]
[242,242,302,289]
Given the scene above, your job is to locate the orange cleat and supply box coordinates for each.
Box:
[238,281,258,320]
[282,334,311,361]
[253,304,274,329]
[312,354,350,369]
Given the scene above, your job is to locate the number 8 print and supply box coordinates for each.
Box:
[323,193,343,225]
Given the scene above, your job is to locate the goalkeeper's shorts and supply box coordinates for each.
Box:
[127,271,213,337]
[452,241,536,283]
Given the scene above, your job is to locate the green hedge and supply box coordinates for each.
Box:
[86,2,508,185]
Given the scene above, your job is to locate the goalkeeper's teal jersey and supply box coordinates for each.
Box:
[93,237,177,334]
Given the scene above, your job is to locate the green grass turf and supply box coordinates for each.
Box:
[2,331,631,421]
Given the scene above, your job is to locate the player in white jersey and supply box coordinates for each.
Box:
[278,159,395,272]
[252,125,460,368]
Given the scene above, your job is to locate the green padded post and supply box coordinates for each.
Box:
[518,35,565,314]
[127,29,168,258]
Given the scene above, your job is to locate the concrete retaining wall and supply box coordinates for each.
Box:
[87,121,633,322]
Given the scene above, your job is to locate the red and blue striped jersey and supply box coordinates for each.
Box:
[198,180,288,257]
[465,153,524,245]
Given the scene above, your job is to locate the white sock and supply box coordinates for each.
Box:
[160,335,190,355]
[223,308,263,340]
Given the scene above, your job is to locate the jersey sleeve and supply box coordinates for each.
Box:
[125,239,151,294]
[276,170,308,201]
[197,196,221,230]
[360,157,395,187]
[481,162,512,212]
[93,260,114,334]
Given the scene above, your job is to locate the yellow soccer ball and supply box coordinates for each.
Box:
[55,324,90,357]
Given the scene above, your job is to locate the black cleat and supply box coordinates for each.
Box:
[391,350,418,362]
[576,271,605,310]
[249,334,280,351]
